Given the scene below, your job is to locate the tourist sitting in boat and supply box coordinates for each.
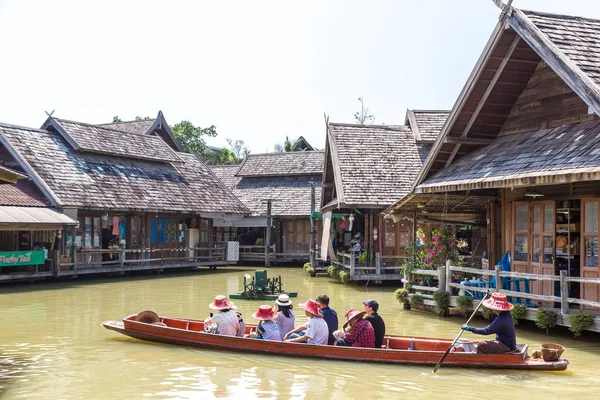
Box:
[282,299,328,345]
[316,294,338,345]
[362,299,385,348]
[249,305,281,341]
[462,293,517,354]
[334,308,375,348]
[274,294,295,340]
[204,295,240,336]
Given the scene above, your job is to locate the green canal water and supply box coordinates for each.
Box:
[0,267,598,399]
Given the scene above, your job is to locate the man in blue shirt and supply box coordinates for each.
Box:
[462,293,516,353]
[316,294,338,345]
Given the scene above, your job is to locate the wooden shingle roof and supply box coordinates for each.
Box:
[236,151,324,177]
[523,10,600,89]
[0,123,249,214]
[417,119,600,193]
[210,163,320,217]
[322,123,430,209]
[100,119,154,135]
[234,176,321,217]
[414,5,600,189]
[209,164,242,189]
[406,110,450,142]
[0,180,48,207]
[42,117,181,163]
[99,111,182,152]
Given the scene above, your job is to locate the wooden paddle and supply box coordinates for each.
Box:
[432,290,491,373]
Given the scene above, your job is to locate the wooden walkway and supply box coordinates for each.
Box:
[0,247,232,283]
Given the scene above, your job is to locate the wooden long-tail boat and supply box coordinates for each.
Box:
[102,314,569,371]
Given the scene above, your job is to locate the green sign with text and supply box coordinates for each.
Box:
[0,251,45,266]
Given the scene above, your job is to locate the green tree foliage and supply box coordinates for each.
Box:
[112,116,123,123]
[274,136,300,152]
[135,116,151,120]
[171,120,217,157]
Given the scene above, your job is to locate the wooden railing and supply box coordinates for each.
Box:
[403,261,600,313]
[330,253,405,279]
[55,245,227,276]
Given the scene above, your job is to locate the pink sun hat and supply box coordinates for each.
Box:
[209,295,238,310]
[252,305,278,321]
[482,293,514,311]
[299,299,324,317]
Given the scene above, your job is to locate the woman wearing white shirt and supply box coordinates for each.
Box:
[204,295,239,336]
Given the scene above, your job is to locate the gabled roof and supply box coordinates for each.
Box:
[321,123,430,209]
[100,119,155,135]
[0,123,249,214]
[42,117,182,163]
[413,4,600,188]
[99,111,182,152]
[210,163,320,217]
[232,176,321,217]
[405,110,450,142]
[236,151,324,177]
[293,136,314,151]
[0,179,48,207]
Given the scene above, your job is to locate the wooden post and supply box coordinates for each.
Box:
[412,211,418,264]
[309,181,316,268]
[53,250,60,278]
[72,248,78,278]
[560,270,569,315]
[495,265,501,292]
[120,250,125,275]
[350,254,355,278]
[376,253,381,276]
[439,266,446,293]
[265,200,272,267]
[445,260,452,293]
[160,248,164,266]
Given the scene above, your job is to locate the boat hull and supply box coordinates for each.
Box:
[103,316,568,371]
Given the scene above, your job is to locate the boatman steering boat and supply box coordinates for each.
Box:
[461,293,516,354]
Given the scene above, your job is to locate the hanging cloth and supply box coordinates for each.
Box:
[112,217,120,235]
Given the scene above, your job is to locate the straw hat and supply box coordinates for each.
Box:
[275,294,292,306]
[482,293,514,311]
[209,295,238,310]
[135,310,160,324]
[299,299,324,317]
[252,305,278,321]
[343,308,366,329]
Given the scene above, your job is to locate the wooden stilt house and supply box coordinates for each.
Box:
[386,3,600,309]
[210,150,323,264]
[320,110,448,278]
[0,112,249,280]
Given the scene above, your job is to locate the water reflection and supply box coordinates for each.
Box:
[0,268,598,399]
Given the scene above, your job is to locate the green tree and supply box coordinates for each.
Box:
[135,116,151,120]
[112,116,123,123]
[171,120,217,157]
[274,136,299,152]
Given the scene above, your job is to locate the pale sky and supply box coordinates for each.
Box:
[1,0,599,154]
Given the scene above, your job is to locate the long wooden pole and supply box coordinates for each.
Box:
[433,290,490,373]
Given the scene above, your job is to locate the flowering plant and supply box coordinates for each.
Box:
[402,225,462,276]
[421,225,461,268]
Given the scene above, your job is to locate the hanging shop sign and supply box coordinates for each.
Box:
[0,250,45,267]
